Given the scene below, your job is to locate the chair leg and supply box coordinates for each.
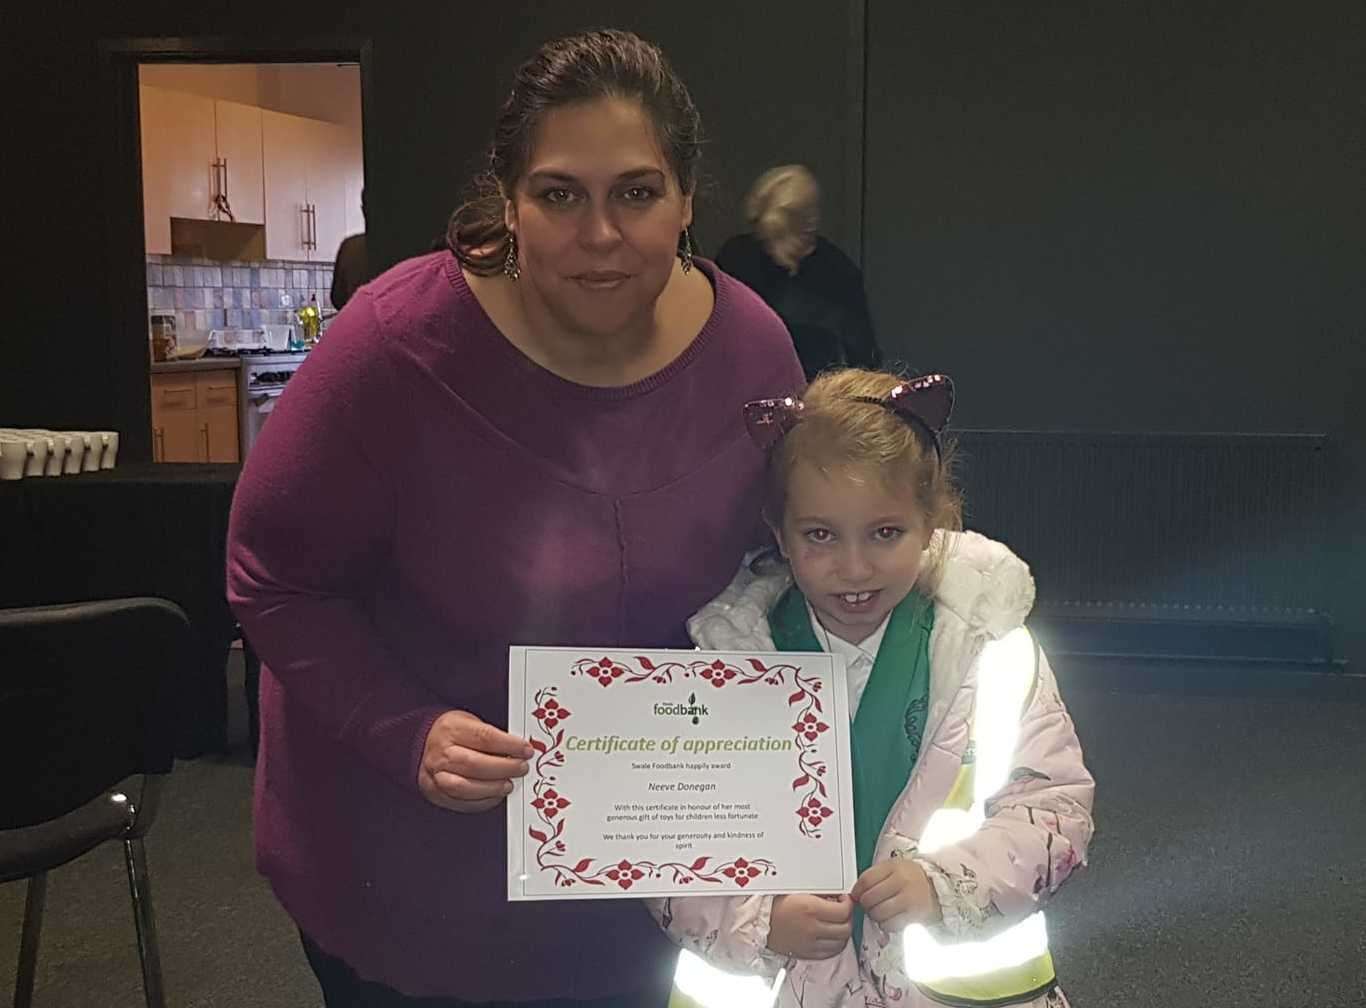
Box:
[123,838,167,1008]
[14,872,46,1008]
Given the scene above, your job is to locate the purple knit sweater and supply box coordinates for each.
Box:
[227,253,803,1001]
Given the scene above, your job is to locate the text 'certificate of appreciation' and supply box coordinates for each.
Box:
[507,647,856,901]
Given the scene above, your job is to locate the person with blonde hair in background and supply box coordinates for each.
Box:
[717,165,883,380]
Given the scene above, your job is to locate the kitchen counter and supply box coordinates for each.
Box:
[150,357,241,374]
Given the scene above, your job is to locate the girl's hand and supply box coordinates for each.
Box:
[766,893,854,960]
[851,860,941,932]
[418,710,534,813]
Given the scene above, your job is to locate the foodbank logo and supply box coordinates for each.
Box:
[653,692,709,725]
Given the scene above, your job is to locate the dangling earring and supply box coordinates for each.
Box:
[678,228,694,274]
[503,234,521,281]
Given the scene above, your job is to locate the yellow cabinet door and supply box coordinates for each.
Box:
[197,371,240,462]
[150,375,200,462]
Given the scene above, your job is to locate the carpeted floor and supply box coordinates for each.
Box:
[3,654,1364,1007]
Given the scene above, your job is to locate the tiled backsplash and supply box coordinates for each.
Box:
[146,254,336,343]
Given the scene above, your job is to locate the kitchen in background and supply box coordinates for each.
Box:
[140,62,363,463]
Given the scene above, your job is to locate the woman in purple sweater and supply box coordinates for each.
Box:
[227,29,803,1008]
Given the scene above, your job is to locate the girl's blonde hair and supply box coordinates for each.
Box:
[766,368,964,590]
[745,165,820,272]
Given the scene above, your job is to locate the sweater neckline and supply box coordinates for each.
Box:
[443,253,727,401]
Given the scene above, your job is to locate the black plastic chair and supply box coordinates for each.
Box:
[0,598,188,1008]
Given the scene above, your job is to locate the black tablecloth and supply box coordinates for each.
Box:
[0,464,240,757]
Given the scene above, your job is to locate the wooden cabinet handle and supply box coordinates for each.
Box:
[154,427,165,462]
[201,423,210,462]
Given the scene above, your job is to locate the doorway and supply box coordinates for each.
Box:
[99,39,372,464]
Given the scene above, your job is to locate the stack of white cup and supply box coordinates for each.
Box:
[0,430,120,480]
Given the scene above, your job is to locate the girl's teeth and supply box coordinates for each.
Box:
[841,592,873,604]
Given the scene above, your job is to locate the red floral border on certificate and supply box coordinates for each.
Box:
[526,655,834,892]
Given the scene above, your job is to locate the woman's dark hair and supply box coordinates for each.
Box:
[447,29,703,275]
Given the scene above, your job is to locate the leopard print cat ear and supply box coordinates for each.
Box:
[887,373,955,433]
[851,373,955,459]
[742,396,805,450]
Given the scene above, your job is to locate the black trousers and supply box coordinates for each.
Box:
[300,933,672,1008]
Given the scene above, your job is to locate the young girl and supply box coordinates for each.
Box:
[651,369,1095,1008]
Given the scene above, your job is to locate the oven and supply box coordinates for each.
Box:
[237,352,309,458]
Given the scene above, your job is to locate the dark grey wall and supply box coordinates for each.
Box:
[863,1,1364,662]
[865,2,1363,432]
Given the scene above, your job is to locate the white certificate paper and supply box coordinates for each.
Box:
[507,646,856,901]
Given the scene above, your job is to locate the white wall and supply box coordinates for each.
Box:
[138,63,360,128]
[138,64,265,105]
[261,65,362,128]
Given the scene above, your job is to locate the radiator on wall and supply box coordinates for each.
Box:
[952,431,1337,663]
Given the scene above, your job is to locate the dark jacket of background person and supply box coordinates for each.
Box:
[329,232,369,310]
[718,231,882,380]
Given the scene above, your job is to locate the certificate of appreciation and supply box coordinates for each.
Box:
[507,647,856,901]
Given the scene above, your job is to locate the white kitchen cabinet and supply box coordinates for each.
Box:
[213,99,265,226]
[143,90,362,263]
[262,110,358,262]
[261,109,313,261]
[308,121,351,263]
[344,134,366,240]
[140,86,216,255]
[140,86,267,252]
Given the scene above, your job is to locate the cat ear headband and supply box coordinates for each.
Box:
[742,373,955,459]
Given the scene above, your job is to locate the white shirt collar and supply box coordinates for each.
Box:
[805,602,890,666]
